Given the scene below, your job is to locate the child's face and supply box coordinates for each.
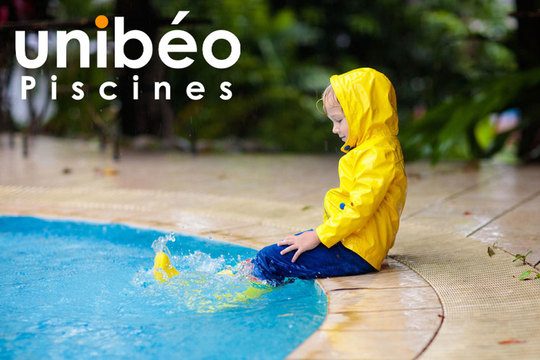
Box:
[327,106,349,143]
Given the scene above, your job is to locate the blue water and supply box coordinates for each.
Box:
[0,216,326,359]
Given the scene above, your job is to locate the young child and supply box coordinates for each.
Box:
[249,67,408,286]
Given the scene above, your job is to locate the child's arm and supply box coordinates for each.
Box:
[316,147,396,248]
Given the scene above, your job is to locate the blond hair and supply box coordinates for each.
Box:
[318,84,341,115]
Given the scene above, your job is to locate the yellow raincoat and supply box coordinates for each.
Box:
[315,68,407,271]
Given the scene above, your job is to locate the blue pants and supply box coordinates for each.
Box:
[252,230,377,286]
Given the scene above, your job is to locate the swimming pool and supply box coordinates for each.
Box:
[0,216,326,359]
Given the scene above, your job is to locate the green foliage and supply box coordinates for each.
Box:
[155,0,335,151]
[401,68,540,162]
[29,0,530,156]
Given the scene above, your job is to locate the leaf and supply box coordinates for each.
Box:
[487,247,495,257]
[518,270,532,281]
[103,166,118,176]
[498,338,526,345]
[535,273,540,280]
[513,250,533,265]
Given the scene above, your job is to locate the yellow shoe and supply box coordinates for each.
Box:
[217,268,273,302]
[153,251,180,282]
[234,283,273,302]
[217,269,235,277]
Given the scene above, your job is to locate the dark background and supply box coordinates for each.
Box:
[1,0,539,162]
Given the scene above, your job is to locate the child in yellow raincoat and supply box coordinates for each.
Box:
[250,67,408,286]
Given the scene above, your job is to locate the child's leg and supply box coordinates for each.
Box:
[251,238,377,286]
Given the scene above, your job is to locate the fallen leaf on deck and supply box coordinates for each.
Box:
[518,270,533,281]
[498,338,526,345]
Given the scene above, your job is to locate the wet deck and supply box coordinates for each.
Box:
[1,135,539,359]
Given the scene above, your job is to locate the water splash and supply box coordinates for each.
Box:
[133,251,261,313]
[175,251,225,273]
[140,234,272,313]
[151,232,175,257]
[234,258,255,277]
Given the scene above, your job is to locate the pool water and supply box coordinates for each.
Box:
[0,216,327,359]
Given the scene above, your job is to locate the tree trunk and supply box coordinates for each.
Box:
[114,0,175,140]
[515,0,540,162]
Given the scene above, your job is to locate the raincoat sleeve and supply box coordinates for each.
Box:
[316,147,396,248]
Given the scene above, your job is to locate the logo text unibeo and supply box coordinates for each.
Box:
[15,11,241,101]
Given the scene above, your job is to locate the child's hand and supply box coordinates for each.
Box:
[277,230,321,263]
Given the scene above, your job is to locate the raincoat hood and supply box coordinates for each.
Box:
[316,67,407,271]
[330,68,399,153]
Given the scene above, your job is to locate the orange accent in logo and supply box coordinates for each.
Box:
[95,15,108,29]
